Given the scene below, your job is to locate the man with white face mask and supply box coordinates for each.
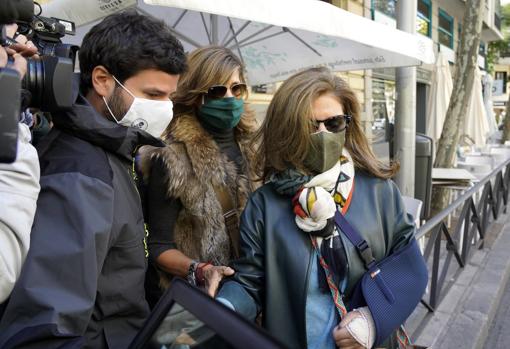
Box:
[103,75,174,137]
[0,11,187,349]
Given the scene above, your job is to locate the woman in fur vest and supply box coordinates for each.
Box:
[141,46,258,305]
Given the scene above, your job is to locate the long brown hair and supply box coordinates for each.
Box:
[164,46,256,139]
[255,67,399,180]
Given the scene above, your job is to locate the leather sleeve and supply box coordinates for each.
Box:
[217,192,266,321]
[387,180,416,254]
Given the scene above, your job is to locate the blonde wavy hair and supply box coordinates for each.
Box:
[164,45,256,139]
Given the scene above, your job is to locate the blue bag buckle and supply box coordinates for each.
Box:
[357,240,376,269]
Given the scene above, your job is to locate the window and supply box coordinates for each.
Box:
[479,42,486,56]
[495,0,502,31]
[417,0,431,37]
[495,71,507,94]
[438,9,454,48]
[372,0,397,19]
[495,72,507,82]
[372,78,396,124]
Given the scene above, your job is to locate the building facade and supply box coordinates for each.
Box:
[367,0,502,136]
[493,57,509,123]
[248,0,503,144]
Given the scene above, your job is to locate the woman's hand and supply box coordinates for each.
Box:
[199,264,235,297]
[332,310,367,349]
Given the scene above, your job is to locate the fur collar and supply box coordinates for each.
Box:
[168,114,230,184]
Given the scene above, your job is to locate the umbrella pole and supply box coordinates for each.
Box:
[394,0,417,196]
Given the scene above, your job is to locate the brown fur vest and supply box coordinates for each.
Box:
[141,114,256,266]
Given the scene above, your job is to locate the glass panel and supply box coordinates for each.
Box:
[373,0,397,18]
[417,15,430,36]
[372,79,395,123]
[438,30,452,48]
[149,303,235,349]
[417,0,430,18]
[372,78,395,143]
[495,72,507,80]
[439,13,452,32]
[479,42,486,55]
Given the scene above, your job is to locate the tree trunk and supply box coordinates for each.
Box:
[431,0,485,214]
[502,93,510,143]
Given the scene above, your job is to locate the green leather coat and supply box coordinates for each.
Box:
[217,171,416,349]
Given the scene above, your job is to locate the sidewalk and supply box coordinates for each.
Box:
[412,211,510,349]
[483,270,510,349]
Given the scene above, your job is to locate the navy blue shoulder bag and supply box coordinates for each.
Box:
[334,211,428,346]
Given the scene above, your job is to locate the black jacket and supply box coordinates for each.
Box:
[0,91,164,348]
[217,172,416,349]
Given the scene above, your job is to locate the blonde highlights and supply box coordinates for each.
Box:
[255,67,399,180]
[164,46,256,139]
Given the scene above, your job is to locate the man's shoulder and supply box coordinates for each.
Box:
[37,129,113,187]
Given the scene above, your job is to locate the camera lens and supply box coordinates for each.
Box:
[23,58,44,107]
[22,55,74,111]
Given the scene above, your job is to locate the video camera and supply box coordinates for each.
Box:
[1,0,77,111]
[0,0,77,163]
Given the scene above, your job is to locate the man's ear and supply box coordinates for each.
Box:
[91,65,115,98]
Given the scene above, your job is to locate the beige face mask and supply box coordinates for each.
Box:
[303,130,346,174]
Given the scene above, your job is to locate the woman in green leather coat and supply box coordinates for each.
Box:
[216,67,416,349]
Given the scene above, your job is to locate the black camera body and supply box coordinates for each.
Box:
[12,4,78,111]
[0,65,22,163]
[0,0,77,163]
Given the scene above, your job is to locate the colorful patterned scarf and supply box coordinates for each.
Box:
[269,149,355,291]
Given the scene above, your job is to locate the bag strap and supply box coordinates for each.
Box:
[310,237,348,318]
[328,211,413,349]
[334,211,376,270]
[213,185,240,259]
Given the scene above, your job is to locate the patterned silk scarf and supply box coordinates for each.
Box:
[269,149,355,291]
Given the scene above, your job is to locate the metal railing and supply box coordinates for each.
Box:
[415,158,510,312]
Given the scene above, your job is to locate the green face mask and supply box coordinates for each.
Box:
[197,97,244,129]
[303,130,346,174]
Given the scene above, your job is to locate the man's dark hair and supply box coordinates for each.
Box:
[79,10,187,93]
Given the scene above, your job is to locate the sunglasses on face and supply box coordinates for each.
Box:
[205,83,247,99]
[312,114,352,133]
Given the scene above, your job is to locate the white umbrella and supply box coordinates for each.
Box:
[482,73,498,135]
[41,0,435,85]
[426,52,452,142]
[462,66,490,147]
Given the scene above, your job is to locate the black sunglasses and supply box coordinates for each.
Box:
[312,114,352,133]
[205,83,247,99]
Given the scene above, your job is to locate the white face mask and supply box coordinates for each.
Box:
[102,75,173,139]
